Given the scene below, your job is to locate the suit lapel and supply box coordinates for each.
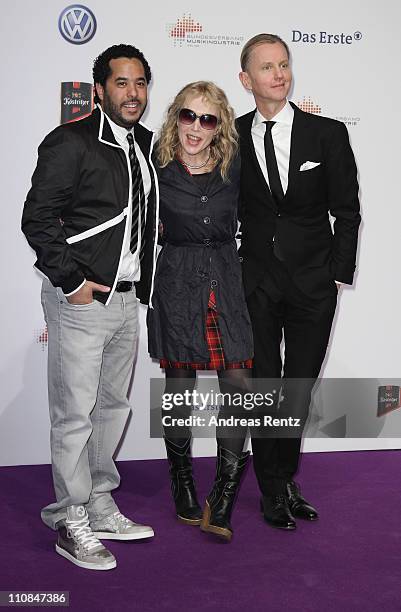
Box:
[285,102,310,199]
[134,122,152,160]
[240,103,311,205]
[239,110,276,209]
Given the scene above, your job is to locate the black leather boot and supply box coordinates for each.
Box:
[200,446,250,542]
[164,437,203,525]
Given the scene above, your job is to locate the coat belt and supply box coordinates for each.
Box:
[164,238,235,249]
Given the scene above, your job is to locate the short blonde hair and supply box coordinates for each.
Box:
[156,81,237,181]
[240,33,290,71]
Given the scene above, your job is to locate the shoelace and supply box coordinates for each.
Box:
[66,517,101,550]
[287,484,301,500]
[113,511,130,524]
[274,495,287,507]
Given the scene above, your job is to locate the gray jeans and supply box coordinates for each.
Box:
[40,278,138,529]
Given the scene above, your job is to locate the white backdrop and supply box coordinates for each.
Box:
[1,0,400,465]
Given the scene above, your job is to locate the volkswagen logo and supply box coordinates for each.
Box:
[58,5,97,45]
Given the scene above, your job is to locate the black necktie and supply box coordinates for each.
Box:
[127,132,146,258]
[264,121,284,203]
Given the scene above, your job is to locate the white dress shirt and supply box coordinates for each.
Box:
[105,113,151,282]
[251,100,294,195]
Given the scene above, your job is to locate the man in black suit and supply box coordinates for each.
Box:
[237,33,360,529]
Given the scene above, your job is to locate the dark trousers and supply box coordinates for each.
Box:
[247,271,337,495]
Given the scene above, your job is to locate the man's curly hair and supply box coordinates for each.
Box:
[93,44,152,103]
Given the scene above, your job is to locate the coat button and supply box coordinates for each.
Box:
[239,256,243,262]
[203,238,211,246]
[211,280,218,288]
[277,212,281,217]
[203,216,211,224]
[200,195,208,203]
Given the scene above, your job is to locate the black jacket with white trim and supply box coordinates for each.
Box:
[22,107,158,305]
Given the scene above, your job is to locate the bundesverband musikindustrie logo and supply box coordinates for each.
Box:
[167,12,243,48]
[297,96,360,128]
[297,97,322,114]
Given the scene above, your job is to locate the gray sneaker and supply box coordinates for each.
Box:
[91,511,154,541]
[56,505,116,571]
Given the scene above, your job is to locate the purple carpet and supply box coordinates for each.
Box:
[1,451,400,611]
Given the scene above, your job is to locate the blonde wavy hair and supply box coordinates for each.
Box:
[156,81,238,181]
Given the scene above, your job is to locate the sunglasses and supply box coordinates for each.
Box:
[178,108,218,130]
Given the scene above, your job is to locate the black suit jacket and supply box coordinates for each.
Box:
[22,108,158,305]
[236,102,361,299]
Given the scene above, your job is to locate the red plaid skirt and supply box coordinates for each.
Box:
[160,291,253,371]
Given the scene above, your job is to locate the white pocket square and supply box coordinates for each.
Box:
[299,161,321,171]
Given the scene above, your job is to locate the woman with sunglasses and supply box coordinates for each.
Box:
[148,81,253,542]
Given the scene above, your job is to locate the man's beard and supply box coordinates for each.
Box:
[102,92,143,129]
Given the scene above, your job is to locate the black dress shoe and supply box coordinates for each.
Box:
[260,495,296,530]
[286,481,318,521]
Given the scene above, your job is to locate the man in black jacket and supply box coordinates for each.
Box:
[22,44,158,570]
[237,34,360,530]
